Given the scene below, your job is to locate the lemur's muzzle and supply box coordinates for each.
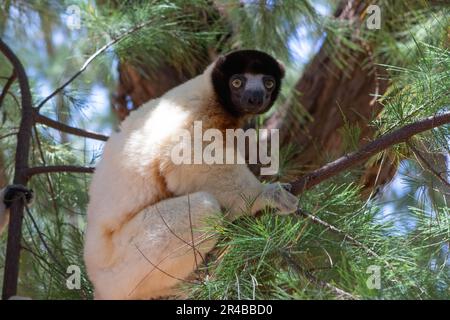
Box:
[242,89,266,111]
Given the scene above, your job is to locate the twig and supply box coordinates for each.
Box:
[34,111,108,141]
[26,165,95,177]
[407,142,450,188]
[24,203,65,271]
[32,125,60,215]
[295,208,381,260]
[21,245,58,277]
[128,222,215,297]
[6,91,21,109]
[0,38,34,300]
[36,19,156,110]
[187,194,200,270]
[0,71,16,109]
[0,132,18,140]
[292,112,450,194]
[281,251,357,300]
[296,208,402,286]
[154,203,206,264]
[133,243,197,285]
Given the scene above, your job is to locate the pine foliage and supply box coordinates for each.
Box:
[0,0,448,299]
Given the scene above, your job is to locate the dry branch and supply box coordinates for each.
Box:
[27,165,95,176]
[291,112,450,194]
[34,111,108,141]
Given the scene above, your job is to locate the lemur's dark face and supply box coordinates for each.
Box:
[228,73,276,114]
[212,50,285,117]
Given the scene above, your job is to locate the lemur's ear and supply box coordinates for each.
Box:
[215,55,226,67]
[277,59,286,79]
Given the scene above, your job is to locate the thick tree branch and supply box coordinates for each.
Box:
[27,165,95,177]
[291,112,450,195]
[33,110,108,141]
[0,38,33,300]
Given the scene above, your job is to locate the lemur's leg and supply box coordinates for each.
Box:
[0,185,33,234]
[88,191,221,300]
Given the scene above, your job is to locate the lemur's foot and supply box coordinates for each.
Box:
[3,184,34,208]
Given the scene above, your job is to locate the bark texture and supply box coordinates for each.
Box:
[265,1,396,190]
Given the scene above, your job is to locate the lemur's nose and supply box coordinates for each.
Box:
[247,90,264,106]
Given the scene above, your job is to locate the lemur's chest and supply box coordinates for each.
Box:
[148,100,241,196]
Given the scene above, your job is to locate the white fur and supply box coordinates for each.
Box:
[84,60,298,299]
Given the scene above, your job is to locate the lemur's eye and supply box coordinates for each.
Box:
[231,78,242,88]
[264,79,275,89]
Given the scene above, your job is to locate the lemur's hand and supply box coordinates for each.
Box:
[3,185,34,208]
[261,182,298,215]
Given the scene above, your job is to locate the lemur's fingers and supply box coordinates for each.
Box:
[262,183,298,215]
[273,189,298,215]
[4,184,34,207]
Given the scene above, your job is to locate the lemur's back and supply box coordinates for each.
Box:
[84,68,214,269]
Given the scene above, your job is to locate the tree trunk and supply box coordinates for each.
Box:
[265,0,396,191]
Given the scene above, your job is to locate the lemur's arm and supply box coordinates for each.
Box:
[168,163,298,221]
[208,165,298,220]
[0,185,33,234]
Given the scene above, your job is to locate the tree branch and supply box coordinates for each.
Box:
[0,38,34,300]
[32,125,60,215]
[24,204,65,272]
[407,142,450,188]
[291,112,450,195]
[0,71,16,110]
[33,110,108,141]
[0,132,18,140]
[36,19,156,110]
[281,250,357,300]
[0,21,153,298]
[27,165,95,177]
[295,209,380,260]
